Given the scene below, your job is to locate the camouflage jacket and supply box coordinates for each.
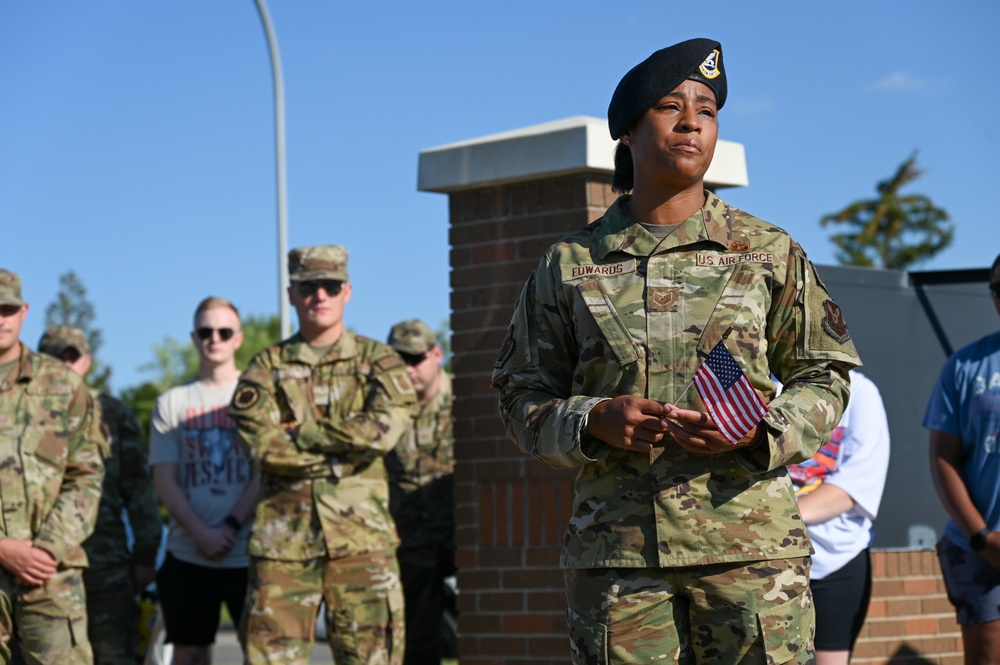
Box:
[386,370,455,554]
[83,392,162,569]
[492,193,862,569]
[229,331,417,562]
[0,345,107,567]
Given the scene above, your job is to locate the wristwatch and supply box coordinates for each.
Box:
[970,528,991,551]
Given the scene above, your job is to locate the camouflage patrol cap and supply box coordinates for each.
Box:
[0,269,25,307]
[288,245,349,282]
[608,38,726,139]
[38,324,90,357]
[388,319,437,355]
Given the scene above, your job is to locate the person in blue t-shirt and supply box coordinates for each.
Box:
[923,252,1000,665]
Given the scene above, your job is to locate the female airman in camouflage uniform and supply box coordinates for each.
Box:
[492,39,861,664]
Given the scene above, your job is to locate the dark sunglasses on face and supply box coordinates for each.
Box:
[0,305,22,317]
[399,351,428,367]
[295,280,343,298]
[195,327,236,341]
[991,282,1000,298]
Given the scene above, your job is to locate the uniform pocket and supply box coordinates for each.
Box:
[756,589,814,664]
[567,605,608,665]
[575,278,640,368]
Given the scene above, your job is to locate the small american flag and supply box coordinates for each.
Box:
[692,341,769,445]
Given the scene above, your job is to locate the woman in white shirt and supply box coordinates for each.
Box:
[789,370,891,664]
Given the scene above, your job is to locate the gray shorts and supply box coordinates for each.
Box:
[937,538,1000,626]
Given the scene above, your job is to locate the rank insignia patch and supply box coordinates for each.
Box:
[821,300,851,343]
[232,383,261,411]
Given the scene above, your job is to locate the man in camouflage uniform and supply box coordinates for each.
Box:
[37,325,162,665]
[492,40,861,664]
[0,269,106,665]
[230,246,416,665]
[385,319,455,665]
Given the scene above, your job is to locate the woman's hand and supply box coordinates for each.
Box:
[587,396,671,453]
[662,404,762,454]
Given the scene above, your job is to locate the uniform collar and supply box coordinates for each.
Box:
[594,192,736,259]
[281,330,359,365]
[1,344,35,390]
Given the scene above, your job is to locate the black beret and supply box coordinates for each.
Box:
[607,38,726,140]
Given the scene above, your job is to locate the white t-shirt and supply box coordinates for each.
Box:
[788,371,891,579]
[149,378,252,568]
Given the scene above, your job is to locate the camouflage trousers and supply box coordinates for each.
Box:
[242,549,405,665]
[0,567,92,665]
[564,557,814,665]
[82,566,138,665]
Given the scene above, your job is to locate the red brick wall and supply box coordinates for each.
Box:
[450,173,612,664]
[447,172,961,663]
[854,551,963,665]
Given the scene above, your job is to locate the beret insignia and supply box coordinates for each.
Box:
[232,383,261,411]
[699,49,721,79]
[821,300,851,343]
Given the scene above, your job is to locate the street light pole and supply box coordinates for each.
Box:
[253,0,292,339]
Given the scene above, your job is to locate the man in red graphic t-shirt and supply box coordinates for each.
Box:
[149,297,260,665]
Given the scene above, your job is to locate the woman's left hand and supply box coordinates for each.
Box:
[661,404,761,454]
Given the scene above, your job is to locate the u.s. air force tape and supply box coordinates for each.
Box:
[232,383,261,411]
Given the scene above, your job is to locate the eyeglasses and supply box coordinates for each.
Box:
[195,327,236,341]
[295,280,343,298]
[399,351,428,366]
[0,305,22,317]
[991,282,1000,298]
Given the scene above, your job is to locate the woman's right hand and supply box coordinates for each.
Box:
[586,396,670,452]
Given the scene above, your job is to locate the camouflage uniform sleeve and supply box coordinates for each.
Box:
[491,261,611,470]
[33,383,107,563]
[229,357,334,478]
[116,403,163,566]
[295,351,417,456]
[735,244,861,473]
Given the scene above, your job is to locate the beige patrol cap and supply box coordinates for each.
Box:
[288,245,349,282]
[38,325,90,357]
[387,318,437,355]
[0,269,25,307]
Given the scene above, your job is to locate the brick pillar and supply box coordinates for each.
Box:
[449,174,616,664]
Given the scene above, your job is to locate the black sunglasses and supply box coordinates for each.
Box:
[195,327,236,341]
[0,304,22,317]
[399,351,428,367]
[991,282,1000,298]
[295,280,343,298]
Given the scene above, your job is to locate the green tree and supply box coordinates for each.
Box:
[119,313,281,435]
[820,153,953,270]
[44,270,112,391]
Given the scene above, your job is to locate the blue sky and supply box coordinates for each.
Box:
[2,1,997,391]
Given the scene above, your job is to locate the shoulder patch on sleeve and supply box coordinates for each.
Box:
[495,324,515,369]
[821,299,851,343]
[231,383,262,411]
